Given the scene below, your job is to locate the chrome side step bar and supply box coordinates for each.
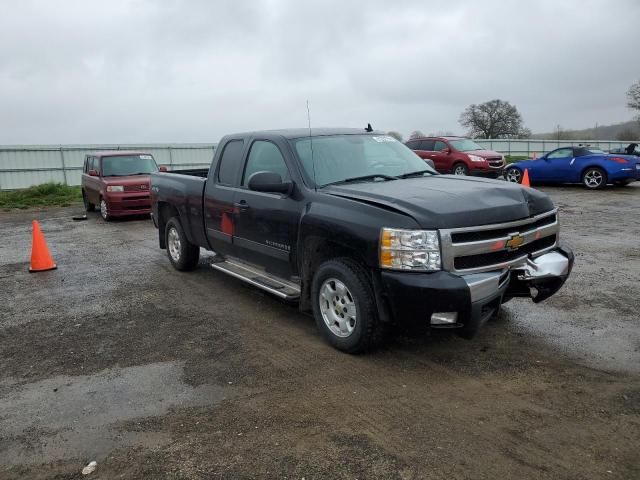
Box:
[210,258,301,300]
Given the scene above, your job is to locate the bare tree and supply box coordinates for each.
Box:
[627,80,640,120]
[409,130,425,140]
[386,131,404,142]
[459,99,527,138]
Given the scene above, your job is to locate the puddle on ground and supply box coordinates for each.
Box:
[0,361,225,466]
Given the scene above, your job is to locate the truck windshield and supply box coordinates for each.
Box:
[102,155,158,177]
[292,135,435,187]
[449,139,484,152]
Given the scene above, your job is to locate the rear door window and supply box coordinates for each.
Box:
[217,140,245,185]
[419,140,435,151]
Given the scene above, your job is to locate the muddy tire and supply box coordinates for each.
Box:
[311,258,385,353]
[165,217,200,271]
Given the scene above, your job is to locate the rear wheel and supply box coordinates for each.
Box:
[311,258,385,353]
[83,191,95,212]
[165,216,200,271]
[452,163,468,176]
[504,167,522,183]
[582,167,607,189]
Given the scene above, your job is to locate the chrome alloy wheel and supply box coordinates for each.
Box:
[319,278,357,338]
[505,168,522,183]
[453,165,467,175]
[167,226,182,262]
[583,169,604,188]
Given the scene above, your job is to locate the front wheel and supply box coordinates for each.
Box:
[165,217,200,271]
[582,167,607,189]
[452,163,469,176]
[100,198,111,221]
[311,258,385,353]
[504,167,522,183]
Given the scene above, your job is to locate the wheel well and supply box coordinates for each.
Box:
[157,202,180,249]
[452,161,468,171]
[298,237,368,312]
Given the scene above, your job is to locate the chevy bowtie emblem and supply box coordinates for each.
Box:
[505,233,525,250]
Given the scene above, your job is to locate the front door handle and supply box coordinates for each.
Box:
[234,200,249,212]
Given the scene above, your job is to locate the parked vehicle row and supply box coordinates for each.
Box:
[150,128,573,353]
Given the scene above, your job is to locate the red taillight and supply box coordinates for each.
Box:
[610,157,629,164]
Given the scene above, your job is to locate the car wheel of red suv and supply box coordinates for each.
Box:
[452,163,468,176]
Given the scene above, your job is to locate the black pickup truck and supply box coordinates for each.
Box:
[151,128,573,353]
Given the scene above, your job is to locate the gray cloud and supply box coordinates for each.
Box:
[1,0,639,144]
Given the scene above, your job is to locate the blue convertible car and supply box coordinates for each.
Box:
[504,146,640,189]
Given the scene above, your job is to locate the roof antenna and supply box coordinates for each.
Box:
[307,100,317,192]
[365,123,373,132]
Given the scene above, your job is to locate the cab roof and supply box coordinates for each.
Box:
[225,128,385,140]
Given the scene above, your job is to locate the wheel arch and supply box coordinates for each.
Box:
[156,202,180,249]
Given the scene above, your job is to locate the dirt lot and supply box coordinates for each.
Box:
[1,185,639,479]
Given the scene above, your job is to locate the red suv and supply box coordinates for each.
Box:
[405,137,505,178]
[81,151,160,221]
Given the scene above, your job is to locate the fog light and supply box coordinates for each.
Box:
[431,312,458,325]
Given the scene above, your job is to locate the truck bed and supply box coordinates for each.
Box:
[165,167,209,177]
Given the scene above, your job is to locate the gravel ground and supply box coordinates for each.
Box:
[0,184,639,479]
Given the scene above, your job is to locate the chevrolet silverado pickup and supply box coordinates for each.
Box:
[151,128,574,353]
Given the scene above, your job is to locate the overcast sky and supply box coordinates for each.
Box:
[1,0,639,144]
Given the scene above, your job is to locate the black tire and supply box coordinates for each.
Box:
[504,167,522,184]
[581,167,607,189]
[165,216,199,271]
[99,198,111,221]
[452,163,469,176]
[83,191,95,212]
[311,258,385,353]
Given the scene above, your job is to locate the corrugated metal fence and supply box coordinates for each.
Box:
[0,143,216,190]
[1,139,637,190]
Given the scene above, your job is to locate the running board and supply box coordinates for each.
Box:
[210,259,301,300]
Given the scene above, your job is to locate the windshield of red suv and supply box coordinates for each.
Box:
[449,139,484,152]
[102,155,158,177]
[292,134,436,187]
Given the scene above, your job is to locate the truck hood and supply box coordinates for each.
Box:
[323,175,554,229]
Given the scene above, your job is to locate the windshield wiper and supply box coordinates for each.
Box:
[342,174,398,183]
[397,170,436,179]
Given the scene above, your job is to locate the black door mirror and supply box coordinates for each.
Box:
[248,171,292,194]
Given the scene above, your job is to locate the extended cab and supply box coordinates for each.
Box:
[81,151,160,221]
[151,129,573,353]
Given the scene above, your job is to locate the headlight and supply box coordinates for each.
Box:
[380,228,441,271]
[106,186,124,192]
[468,154,485,163]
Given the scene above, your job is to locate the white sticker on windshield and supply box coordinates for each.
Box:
[140,154,153,160]
[372,136,397,143]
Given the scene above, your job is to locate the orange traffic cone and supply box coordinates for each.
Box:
[521,169,531,187]
[29,220,57,272]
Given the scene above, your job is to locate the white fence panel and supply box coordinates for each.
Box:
[0,144,216,190]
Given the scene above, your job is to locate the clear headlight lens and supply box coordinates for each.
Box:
[106,185,124,192]
[468,154,485,163]
[380,228,441,271]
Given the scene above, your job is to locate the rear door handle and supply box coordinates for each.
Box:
[234,200,249,211]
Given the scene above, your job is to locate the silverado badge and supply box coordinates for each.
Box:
[505,233,525,251]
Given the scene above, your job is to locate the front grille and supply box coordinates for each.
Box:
[124,184,149,192]
[440,209,559,273]
[451,213,556,243]
[454,235,556,270]
[124,195,149,201]
[488,161,504,168]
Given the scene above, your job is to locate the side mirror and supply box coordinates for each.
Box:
[158,166,168,172]
[248,171,292,194]
[88,169,99,177]
[441,148,451,154]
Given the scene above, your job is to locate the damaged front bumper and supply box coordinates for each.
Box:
[379,244,574,336]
